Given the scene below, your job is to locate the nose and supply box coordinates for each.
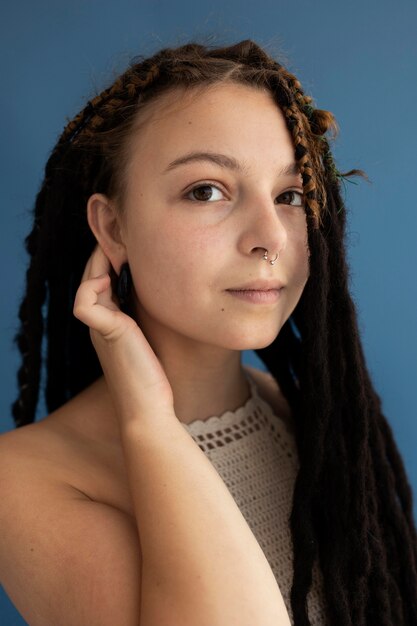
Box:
[239,197,288,261]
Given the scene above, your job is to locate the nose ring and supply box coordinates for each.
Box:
[262,250,279,265]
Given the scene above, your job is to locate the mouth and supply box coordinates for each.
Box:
[226,280,285,291]
[226,288,283,304]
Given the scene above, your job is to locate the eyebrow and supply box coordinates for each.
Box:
[163,151,301,178]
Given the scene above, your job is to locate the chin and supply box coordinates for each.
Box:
[221,325,282,351]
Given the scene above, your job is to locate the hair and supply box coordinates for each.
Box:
[11,37,417,625]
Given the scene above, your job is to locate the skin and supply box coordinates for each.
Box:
[86,81,310,426]
[0,82,308,626]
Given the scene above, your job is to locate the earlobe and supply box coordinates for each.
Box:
[86,192,127,271]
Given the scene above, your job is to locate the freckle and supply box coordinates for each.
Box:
[221,308,225,312]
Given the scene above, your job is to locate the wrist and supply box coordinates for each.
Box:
[116,406,181,441]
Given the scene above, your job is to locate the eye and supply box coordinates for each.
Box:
[184,183,225,203]
[183,184,304,207]
[276,190,304,207]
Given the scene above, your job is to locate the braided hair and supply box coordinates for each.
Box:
[11,38,417,625]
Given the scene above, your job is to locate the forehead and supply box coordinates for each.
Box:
[137,81,279,126]
[123,81,295,183]
[132,81,282,142]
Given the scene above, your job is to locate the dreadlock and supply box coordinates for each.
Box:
[11,38,417,625]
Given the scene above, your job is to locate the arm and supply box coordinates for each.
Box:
[0,452,143,626]
[120,414,291,626]
[74,244,292,626]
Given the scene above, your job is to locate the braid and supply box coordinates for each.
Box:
[11,58,165,426]
[11,38,417,625]
[282,101,322,226]
[275,170,416,623]
[259,112,416,623]
[12,175,50,426]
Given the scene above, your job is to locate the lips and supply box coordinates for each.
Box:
[226,280,284,291]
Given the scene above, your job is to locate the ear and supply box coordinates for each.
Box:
[86,193,127,275]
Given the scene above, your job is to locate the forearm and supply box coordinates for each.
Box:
[119,416,291,626]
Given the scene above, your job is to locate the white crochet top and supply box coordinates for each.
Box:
[180,369,328,625]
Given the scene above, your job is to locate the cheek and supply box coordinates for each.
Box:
[130,219,221,310]
[280,235,310,297]
[294,222,310,273]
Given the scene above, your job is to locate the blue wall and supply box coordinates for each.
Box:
[1,0,416,622]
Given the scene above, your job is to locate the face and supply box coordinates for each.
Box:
[110,82,310,355]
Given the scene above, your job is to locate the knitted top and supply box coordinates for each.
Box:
[180,369,328,626]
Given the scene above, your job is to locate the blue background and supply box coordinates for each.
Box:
[1,0,416,623]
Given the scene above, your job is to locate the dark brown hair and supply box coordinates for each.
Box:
[11,38,417,624]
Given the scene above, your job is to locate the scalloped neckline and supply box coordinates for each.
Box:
[182,369,262,429]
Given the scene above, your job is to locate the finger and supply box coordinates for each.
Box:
[80,256,94,283]
[80,244,100,283]
[73,274,122,335]
[88,247,120,309]
[81,244,112,283]
[79,245,124,313]
[89,244,113,278]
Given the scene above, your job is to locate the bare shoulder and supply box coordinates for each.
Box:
[243,365,295,436]
[0,378,133,515]
[0,398,142,625]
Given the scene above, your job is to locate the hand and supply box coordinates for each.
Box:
[73,244,175,426]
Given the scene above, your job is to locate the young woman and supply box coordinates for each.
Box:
[1,39,416,626]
